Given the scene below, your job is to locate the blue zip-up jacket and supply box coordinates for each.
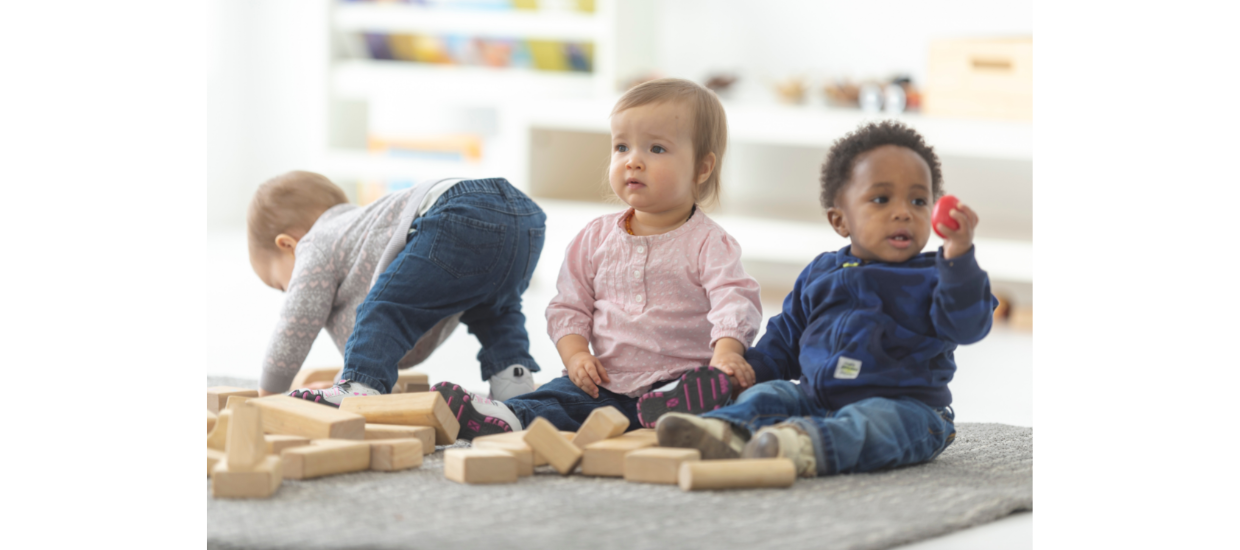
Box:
[745,244,997,410]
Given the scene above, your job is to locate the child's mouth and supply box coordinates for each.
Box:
[626,179,645,189]
[888,232,912,249]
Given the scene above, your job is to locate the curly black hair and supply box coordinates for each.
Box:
[819,120,943,209]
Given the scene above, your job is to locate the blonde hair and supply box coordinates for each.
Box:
[611,78,728,208]
[247,171,348,254]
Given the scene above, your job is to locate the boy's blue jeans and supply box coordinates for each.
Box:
[502,376,644,432]
[341,178,546,394]
[702,380,956,476]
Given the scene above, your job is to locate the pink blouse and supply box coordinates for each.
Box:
[546,208,763,397]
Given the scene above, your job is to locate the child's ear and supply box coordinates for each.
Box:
[274,234,299,254]
[826,207,849,238]
[696,152,717,185]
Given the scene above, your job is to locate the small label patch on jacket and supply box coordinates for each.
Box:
[835,357,862,379]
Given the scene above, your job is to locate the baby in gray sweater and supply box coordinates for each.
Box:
[247,171,546,403]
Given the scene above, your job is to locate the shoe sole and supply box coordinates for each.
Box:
[636,366,731,428]
[433,382,514,440]
[655,415,740,460]
[288,389,340,409]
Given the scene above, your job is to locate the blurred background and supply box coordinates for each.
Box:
[208,0,1032,427]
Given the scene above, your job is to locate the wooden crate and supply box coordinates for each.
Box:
[923,37,1032,121]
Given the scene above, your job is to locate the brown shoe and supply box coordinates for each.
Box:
[655,413,747,459]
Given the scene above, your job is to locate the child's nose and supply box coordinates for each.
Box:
[626,153,644,170]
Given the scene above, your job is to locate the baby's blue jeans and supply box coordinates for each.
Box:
[341,178,546,394]
[502,376,644,432]
[702,380,956,476]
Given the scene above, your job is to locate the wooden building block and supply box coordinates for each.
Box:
[207,410,218,434]
[624,448,701,484]
[678,459,796,491]
[365,424,436,455]
[281,439,371,480]
[289,366,340,390]
[207,409,233,451]
[391,369,430,393]
[226,402,268,470]
[368,439,423,471]
[522,418,582,475]
[208,448,224,477]
[1010,306,1033,331]
[212,456,282,498]
[225,395,254,410]
[251,395,366,440]
[265,434,311,454]
[627,428,657,440]
[572,406,630,450]
[472,440,534,476]
[208,386,259,414]
[339,392,459,445]
[443,449,518,484]
[581,433,657,477]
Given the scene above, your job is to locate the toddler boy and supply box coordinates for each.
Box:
[656,121,997,476]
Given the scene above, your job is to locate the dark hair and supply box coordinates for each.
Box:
[819,120,943,209]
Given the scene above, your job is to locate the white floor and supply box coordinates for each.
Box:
[207,226,1031,548]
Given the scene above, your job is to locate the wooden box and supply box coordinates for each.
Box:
[923,37,1032,121]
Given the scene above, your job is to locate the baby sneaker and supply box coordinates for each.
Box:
[636,366,732,428]
[655,412,748,459]
[488,364,537,401]
[742,423,818,477]
[433,381,522,440]
[288,379,380,409]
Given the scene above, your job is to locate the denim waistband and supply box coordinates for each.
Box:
[439,177,518,201]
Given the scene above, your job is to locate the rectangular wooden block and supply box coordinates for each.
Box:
[207,410,218,434]
[472,440,534,476]
[572,406,630,450]
[581,433,657,477]
[225,395,254,410]
[339,392,458,445]
[678,458,797,491]
[624,447,701,484]
[251,395,366,440]
[208,448,224,477]
[280,439,371,480]
[365,424,436,455]
[212,455,282,498]
[391,370,429,393]
[265,434,311,454]
[207,409,232,451]
[522,417,582,475]
[289,366,341,390]
[444,448,518,484]
[226,402,269,470]
[208,386,259,414]
[368,439,423,471]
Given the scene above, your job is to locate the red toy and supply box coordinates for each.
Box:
[932,195,960,238]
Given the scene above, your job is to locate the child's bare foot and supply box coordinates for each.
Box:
[288,380,380,408]
[655,412,747,459]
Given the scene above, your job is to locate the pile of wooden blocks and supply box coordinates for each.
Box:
[448,406,796,491]
[207,367,442,499]
[208,368,796,498]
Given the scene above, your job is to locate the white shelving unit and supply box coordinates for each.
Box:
[334,2,603,41]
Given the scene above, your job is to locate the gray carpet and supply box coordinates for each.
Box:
[207,377,1032,550]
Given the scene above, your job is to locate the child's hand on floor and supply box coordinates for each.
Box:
[938,202,980,260]
[566,351,610,399]
[711,338,755,389]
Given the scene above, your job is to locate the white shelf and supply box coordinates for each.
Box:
[333,60,595,102]
[537,199,1032,284]
[334,4,602,41]
[517,98,1032,161]
[317,149,507,181]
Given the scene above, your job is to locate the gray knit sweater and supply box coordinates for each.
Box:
[259,180,462,393]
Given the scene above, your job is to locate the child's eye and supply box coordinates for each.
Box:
[913,198,928,206]
[651,145,666,154]
[615,144,628,153]
[871,196,888,204]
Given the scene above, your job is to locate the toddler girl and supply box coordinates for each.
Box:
[433,78,763,438]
